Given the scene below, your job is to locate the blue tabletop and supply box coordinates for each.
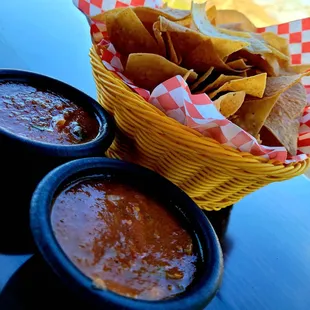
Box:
[0,1,310,309]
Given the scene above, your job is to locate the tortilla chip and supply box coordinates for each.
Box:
[266,45,290,62]
[159,16,247,60]
[182,39,241,73]
[288,64,310,74]
[263,53,281,76]
[252,32,290,68]
[239,71,248,77]
[92,8,125,22]
[219,23,253,32]
[262,83,307,155]
[260,32,290,58]
[232,50,278,76]
[226,59,251,70]
[106,8,159,56]
[264,74,306,97]
[175,17,193,27]
[208,73,267,99]
[232,74,308,137]
[207,5,217,26]
[191,2,271,58]
[214,91,246,117]
[219,28,252,38]
[156,7,191,20]
[201,74,242,93]
[215,10,257,32]
[124,53,198,91]
[175,49,183,65]
[153,21,166,57]
[133,7,191,23]
[132,7,191,35]
[159,17,205,56]
[274,82,307,120]
[166,32,179,64]
[183,69,195,82]
[190,67,214,92]
[232,94,280,137]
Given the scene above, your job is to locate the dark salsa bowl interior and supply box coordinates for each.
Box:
[0,70,114,252]
[30,158,223,310]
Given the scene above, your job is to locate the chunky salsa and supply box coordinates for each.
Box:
[0,82,99,144]
[51,179,197,300]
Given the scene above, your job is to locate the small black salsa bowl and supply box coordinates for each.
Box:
[0,70,114,252]
[30,157,223,310]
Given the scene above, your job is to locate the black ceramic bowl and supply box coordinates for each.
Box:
[0,70,114,251]
[30,158,223,310]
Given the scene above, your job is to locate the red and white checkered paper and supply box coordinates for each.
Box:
[74,0,310,163]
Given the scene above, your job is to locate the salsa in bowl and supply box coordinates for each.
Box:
[30,158,223,309]
[0,82,100,145]
[0,70,114,251]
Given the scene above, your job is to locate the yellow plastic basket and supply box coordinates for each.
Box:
[90,46,310,211]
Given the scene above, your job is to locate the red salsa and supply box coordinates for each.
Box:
[0,82,99,144]
[51,179,197,300]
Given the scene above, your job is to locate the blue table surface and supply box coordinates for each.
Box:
[0,1,310,309]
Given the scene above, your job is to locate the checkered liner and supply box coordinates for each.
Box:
[74,0,310,163]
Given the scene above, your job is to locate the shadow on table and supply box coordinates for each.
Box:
[0,192,35,254]
[203,205,234,257]
[0,255,83,310]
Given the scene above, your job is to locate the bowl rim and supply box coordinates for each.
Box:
[30,157,223,310]
[0,69,114,156]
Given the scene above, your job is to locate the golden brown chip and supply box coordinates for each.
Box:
[219,23,252,32]
[233,50,278,76]
[266,45,290,62]
[264,74,306,97]
[239,71,248,77]
[175,49,183,65]
[208,73,267,99]
[260,32,290,59]
[233,94,280,138]
[175,17,192,27]
[262,83,307,155]
[159,16,247,60]
[190,67,214,92]
[206,5,217,26]
[159,16,205,57]
[214,91,246,117]
[218,28,252,38]
[252,32,290,68]
[92,8,125,22]
[106,8,159,56]
[288,64,310,74]
[226,59,251,70]
[263,53,281,76]
[183,69,195,82]
[182,39,241,73]
[232,74,308,138]
[132,7,191,35]
[124,53,198,91]
[157,7,191,20]
[166,32,178,64]
[215,10,257,32]
[153,21,166,57]
[201,74,242,93]
[192,2,271,58]
[133,7,191,23]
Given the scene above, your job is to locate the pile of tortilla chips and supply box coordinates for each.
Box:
[93,1,310,157]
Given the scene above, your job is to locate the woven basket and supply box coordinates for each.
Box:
[90,46,310,211]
